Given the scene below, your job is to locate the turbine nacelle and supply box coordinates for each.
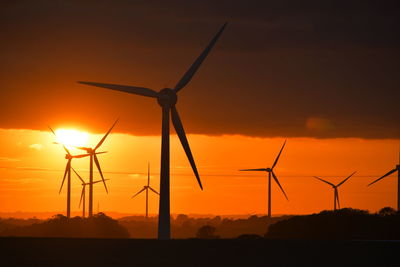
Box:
[157,88,177,107]
[266,168,272,172]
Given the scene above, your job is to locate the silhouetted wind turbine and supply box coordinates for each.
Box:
[240,140,288,218]
[78,23,226,239]
[131,163,159,218]
[314,171,356,211]
[368,151,400,210]
[75,119,118,217]
[49,127,93,218]
[72,168,109,218]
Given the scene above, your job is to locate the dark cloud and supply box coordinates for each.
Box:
[0,0,399,138]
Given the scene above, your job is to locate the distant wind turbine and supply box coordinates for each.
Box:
[314,171,356,211]
[368,151,400,210]
[75,119,118,217]
[131,163,159,218]
[78,23,227,239]
[72,168,109,218]
[49,127,93,218]
[240,140,288,218]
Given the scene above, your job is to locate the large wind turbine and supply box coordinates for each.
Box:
[314,171,356,211]
[49,127,92,218]
[240,140,288,218]
[75,119,118,217]
[131,163,159,218]
[78,23,226,239]
[72,168,109,218]
[368,152,400,210]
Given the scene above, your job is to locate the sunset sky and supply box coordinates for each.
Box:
[0,1,399,217]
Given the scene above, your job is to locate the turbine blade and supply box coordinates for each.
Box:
[174,23,227,92]
[62,145,71,155]
[59,160,70,194]
[78,81,159,98]
[272,140,287,169]
[313,176,335,187]
[79,186,85,208]
[95,119,118,150]
[272,171,288,200]
[92,179,110,185]
[239,168,267,171]
[149,186,159,195]
[48,126,56,136]
[131,188,146,198]
[171,106,203,190]
[368,168,397,186]
[93,154,108,193]
[72,153,91,159]
[72,167,85,184]
[337,171,357,187]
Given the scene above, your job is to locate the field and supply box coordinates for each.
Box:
[1,237,399,266]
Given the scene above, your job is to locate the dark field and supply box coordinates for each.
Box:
[1,237,399,266]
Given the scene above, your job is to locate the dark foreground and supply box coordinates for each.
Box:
[1,237,399,266]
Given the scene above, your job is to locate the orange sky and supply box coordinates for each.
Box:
[1,1,399,218]
[0,128,398,216]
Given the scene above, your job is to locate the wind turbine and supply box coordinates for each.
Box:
[368,152,400,210]
[131,163,159,218]
[78,23,227,239]
[49,127,92,218]
[240,140,288,218]
[72,168,109,218]
[75,119,118,217]
[314,171,356,211]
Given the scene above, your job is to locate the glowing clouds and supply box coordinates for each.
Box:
[29,144,43,150]
[306,117,335,132]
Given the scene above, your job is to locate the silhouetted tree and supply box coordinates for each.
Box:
[378,207,397,216]
[265,208,400,240]
[1,213,129,238]
[196,225,219,239]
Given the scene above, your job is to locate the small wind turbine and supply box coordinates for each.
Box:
[131,163,159,218]
[72,168,109,218]
[75,119,118,217]
[49,127,92,218]
[314,171,356,211]
[78,23,226,239]
[368,151,400,210]
[240,140,288,218]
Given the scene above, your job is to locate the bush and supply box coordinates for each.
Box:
[196,225,220,239]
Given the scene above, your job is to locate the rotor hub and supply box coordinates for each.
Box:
[266,168,272,172]
[157,88,177,107]
[65,154,72,160]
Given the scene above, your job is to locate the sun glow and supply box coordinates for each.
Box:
[55,129,89,148]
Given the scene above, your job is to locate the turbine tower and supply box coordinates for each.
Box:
[75,119,117,217]
[368,152,400,210]
[314,171,356,211]
[50,127,91,218]
[131,163,159,218]
[240,140,288,218]
[72,168,109,218]
[78,23,226,239]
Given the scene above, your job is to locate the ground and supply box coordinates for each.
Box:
[1,237,399,266]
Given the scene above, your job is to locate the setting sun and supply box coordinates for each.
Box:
[55,129,89,148]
